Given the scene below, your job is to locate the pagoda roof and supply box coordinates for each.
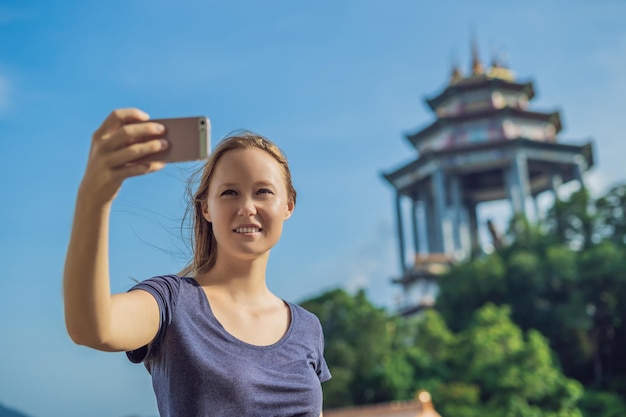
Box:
[407,107,562,148]
[382,137,594,196]
[426,76,535,111]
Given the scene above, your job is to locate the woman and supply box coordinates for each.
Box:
[63,108,331,416]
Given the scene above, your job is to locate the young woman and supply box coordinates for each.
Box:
[63,108,331,416]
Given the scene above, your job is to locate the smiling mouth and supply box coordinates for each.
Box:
[233,227,262,234]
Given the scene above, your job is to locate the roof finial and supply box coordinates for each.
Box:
[449,49,462,84]
[470,32,484,75]
[489,40,500,68]
[415,391,442,417]
[487,46,516,81]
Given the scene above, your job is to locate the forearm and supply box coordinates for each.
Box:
[63,108,168,349]
[63,186,115,347]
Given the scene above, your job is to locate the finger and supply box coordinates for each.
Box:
[99,122,166,152]
[111,160,167,182]
[93,108,150,140]
[106,138,169,168]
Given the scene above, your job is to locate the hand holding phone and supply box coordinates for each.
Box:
[139,116,211,163]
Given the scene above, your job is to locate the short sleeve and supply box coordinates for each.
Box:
[315,319,332,383]
[126,275,181,364]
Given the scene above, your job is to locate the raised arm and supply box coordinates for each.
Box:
[64,108,166,352]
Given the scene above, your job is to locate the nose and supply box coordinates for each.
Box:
[237,198,257,217]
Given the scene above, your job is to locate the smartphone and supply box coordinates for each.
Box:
[139,116,211,163]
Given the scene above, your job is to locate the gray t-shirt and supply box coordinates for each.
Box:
[126,275,331,417]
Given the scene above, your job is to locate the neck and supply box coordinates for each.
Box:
[196,252,271,299]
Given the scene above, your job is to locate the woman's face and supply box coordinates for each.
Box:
[202,148,294,262]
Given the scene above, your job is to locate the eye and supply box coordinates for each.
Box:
[220,189,237,196]
[257,188,274,195]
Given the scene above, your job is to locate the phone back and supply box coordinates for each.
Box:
[143,116,211,163]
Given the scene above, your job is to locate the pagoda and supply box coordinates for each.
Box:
[382,44,594,315]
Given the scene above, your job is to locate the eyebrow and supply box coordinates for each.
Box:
[217,181,277,188]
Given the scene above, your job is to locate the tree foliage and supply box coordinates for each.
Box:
[300,288,397,406]
[436,184,626,413]
[302,183,626,415]
[302,294,583,415]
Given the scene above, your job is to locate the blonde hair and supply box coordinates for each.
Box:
[180,131,296,276]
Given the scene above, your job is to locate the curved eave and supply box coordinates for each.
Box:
[381,151,436,190]
[382,138,594,195]
[426,78,535,111]
[407,107,562,148]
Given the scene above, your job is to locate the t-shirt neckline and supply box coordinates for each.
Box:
[184,276,295,350]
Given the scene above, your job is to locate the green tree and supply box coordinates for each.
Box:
[577,241,626,388]
[458,304,583,417]
[410,305,583,416]
[595,184,626,246]
[301,288,404,407]
[303,287,584,414]
[436,183,626,407]
[547,187,601,249]
[578,390,626,417]
[436,253,507,332]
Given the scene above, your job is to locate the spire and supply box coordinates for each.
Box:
[449,50,463,84]
[450,66,463,84]
[470,35,484,75]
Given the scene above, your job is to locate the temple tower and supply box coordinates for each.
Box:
[382,46,594,315]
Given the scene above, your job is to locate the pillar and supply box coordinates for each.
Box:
[550,168,563,202]
[510,149,530,217]
[432,170,448,253]
[574,155,586,189]
[450,174,463,254]
[532,194,541,222]
[468,201,479,255]
[411,196,421,255]
[423,185,438,253]
[459,203,472,258]
[395,193,406,273]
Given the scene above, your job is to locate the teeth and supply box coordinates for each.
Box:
[235,227,260,234]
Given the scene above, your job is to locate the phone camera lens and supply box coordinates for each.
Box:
[200,120,205,125]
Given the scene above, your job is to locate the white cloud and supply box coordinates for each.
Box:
[326,219,401,309]
[345,272,369,293]
[583,169,611,196]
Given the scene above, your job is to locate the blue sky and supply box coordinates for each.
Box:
[1,1,625,416]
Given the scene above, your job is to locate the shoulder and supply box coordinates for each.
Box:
[287,302,324,332]
[130,274,197,293]
[129,275,199,307]
[126,276,199,363]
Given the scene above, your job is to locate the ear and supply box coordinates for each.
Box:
[284,199,295,220]
[201,201,211,222]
